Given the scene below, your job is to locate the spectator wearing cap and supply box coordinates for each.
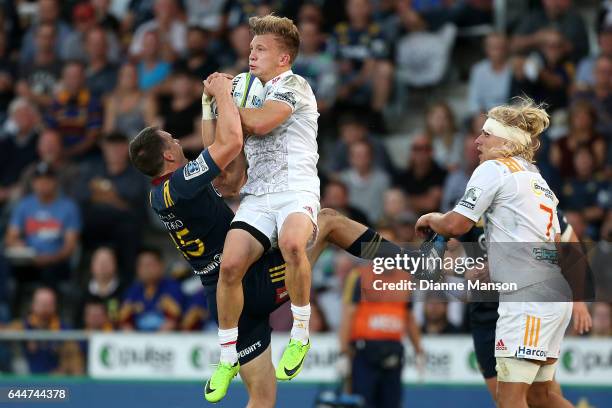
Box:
[85,26,119,99]
[576,25,612,90]
[572,56,612,138]
[394,135,447,215]
[0,98,41,210]
[321,179,370,226]
[119,248,183,332]
[340,140,391,224]
[75,132,147,279]
[4,162,81,310]
[9,287,80,374]
[45,61,103,160]
[129,0,186,61]
[19,129,81,200]
[510,0,589,63]
[16,22,62,108]
[103,63,154,139]
[62,3,102,62]
[19,0,72,67]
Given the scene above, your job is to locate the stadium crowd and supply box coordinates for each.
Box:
[0,0,610,376]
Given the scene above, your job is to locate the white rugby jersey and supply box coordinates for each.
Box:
[241,70,320,198]
[453,156,563,290]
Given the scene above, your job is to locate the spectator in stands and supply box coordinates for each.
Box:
[153,71,201,159]
[421,291,461,334]
[381,188,409,225]
[572,56,612,138]
[328,114,395,176]
[394,135,447,215]
[76,132,147,280]
[441,133,480,212]
[0,98,41,210]
[590,302,612,337]
[424,102,464,170]
[560,146,607,228]
[321,179,370,227]
[136,30,172,92]
[20,0,72,66]
[468,33,511,115]
[84,298,113,331]
[9,287,73,374]
[119,247,183,331]
[19,129,81,199]
[0,29,16,122]
[550,101,607,178]
[510,0,589,63]
[293,20,338,113]
[121,0,156,34]
[75,246,123,328]
[340,140,391,224]
[62,3,101,62]
[415,0,493,31]
[103,63,153,139]
[92,0,120,33]
[184,0,225,32]
[510,29,574,113]
[223,22,251,76]
[392,211,418,244]
[129,0,186,61]
[5,163,80,308]
[575,25,612,90]
[16,22,62,107]
[173,26,219,81]
[328,0,394,130]
[45,61,103,160]
[85,26,119,99]
[181,290,210,331]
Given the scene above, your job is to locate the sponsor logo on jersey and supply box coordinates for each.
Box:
[194,253,222,275]
[184,154,210,180]
[275,287,288,304]
[238,341,262,359]
[251,95,263,107]
[516,345,547,360]
[496,339,508,351]
[272,91,297,108]
[458,187,483,210]
[531,179,553,199]
[303,206,313,216]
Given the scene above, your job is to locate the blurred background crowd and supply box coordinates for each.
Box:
[0,0,610,376]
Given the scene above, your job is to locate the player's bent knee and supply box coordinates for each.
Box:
[527,382,552,408]
[279,238,307,258]
[219,259,249,284]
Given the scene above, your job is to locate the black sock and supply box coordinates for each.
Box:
[346,228,405,259]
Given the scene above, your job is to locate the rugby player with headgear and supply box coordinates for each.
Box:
[416,97,577,408]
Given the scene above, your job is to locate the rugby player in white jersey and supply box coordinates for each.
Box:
[205,14,320,401]
[415,98,574,408]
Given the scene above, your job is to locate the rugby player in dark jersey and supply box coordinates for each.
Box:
[128,75,436,407]
[460,211,592,403]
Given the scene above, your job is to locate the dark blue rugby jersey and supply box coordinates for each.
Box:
[149,149,234,285]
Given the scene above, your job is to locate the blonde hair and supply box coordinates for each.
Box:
[249,14,300,64]
[486,97,550,162]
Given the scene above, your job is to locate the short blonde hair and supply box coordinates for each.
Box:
[487,97,550,162]
[249,14,300,64]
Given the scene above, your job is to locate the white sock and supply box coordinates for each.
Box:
[290,303,311,345]
[218,327,238,364]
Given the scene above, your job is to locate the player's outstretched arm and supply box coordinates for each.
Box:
[204,76,243,170]
[239,100,292,136]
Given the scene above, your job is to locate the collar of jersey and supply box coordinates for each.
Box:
[264,69,293,88]
[151,172,173,186]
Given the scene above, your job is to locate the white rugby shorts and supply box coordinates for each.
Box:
[231,191,320,250]
[494,301,572,361]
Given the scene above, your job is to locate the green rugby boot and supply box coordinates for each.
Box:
[276,339,311,381]
[204,361,239,403]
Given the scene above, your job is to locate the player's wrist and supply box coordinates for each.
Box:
[202,94,214,121]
